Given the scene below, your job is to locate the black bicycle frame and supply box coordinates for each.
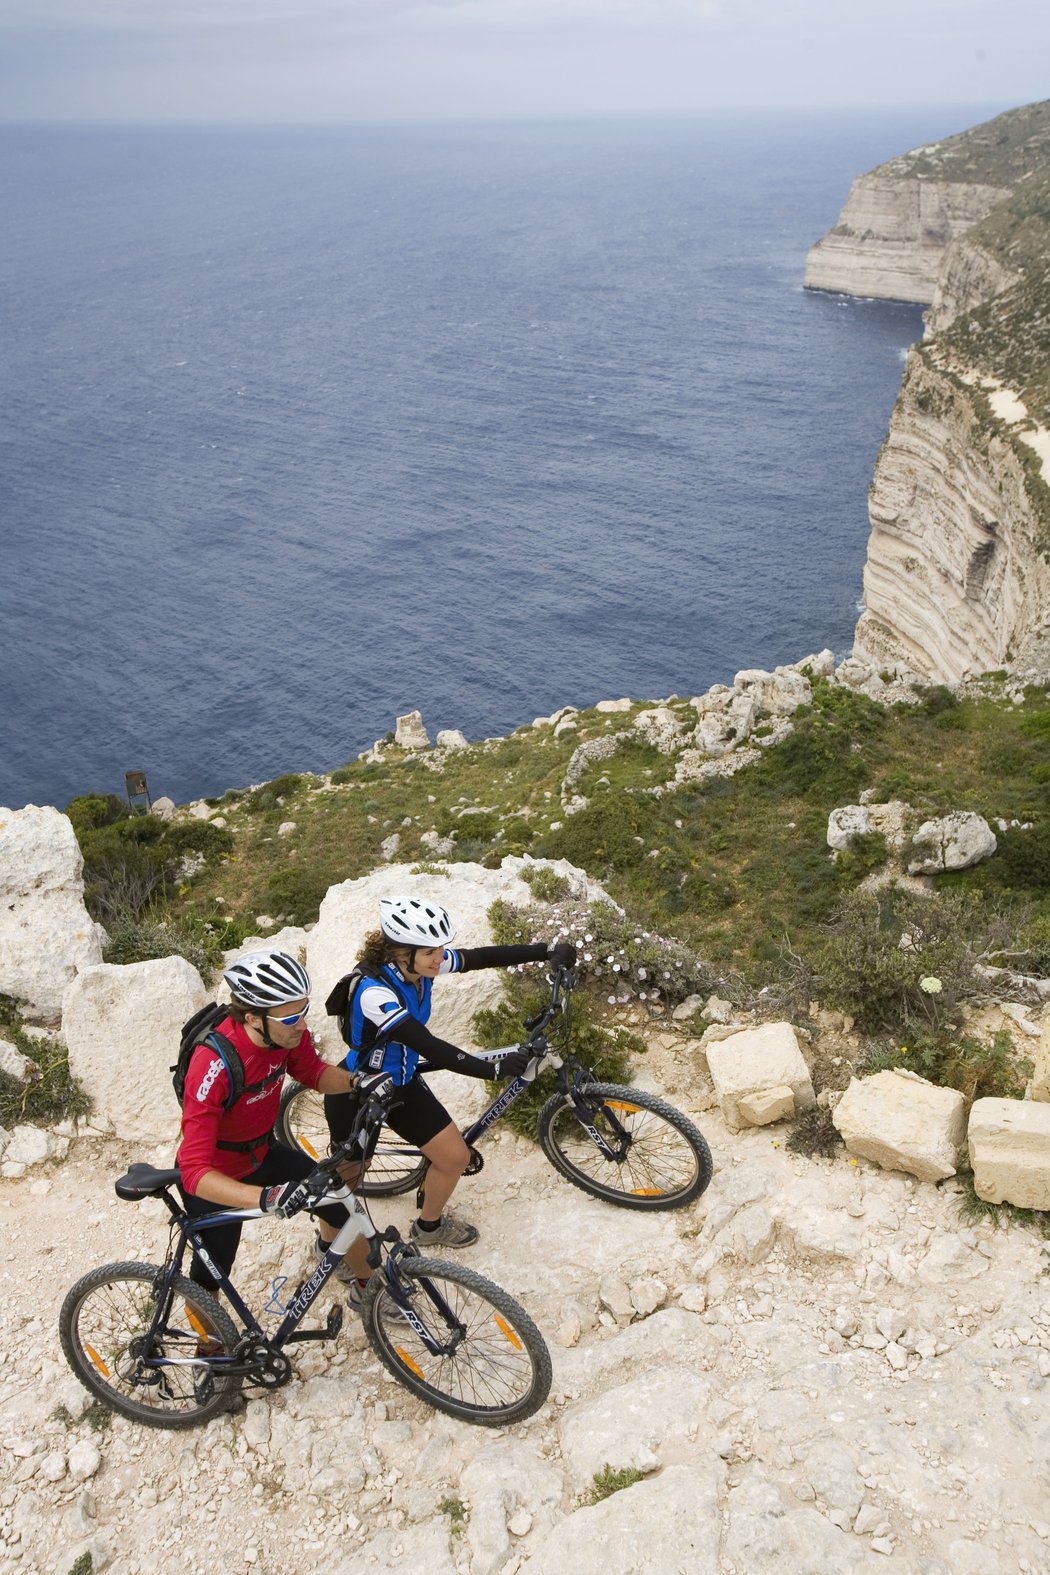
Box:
[138,1180,464,1376]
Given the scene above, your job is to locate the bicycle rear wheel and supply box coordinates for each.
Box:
[276,1081,426,1197]
[361,1257,551,1426]
[537,1083,712,1210]
[59,1262,242,1429]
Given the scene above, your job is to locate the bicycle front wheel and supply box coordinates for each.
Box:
[277,1081,426,1197]
[537,1083,712,1210]
[59,1262,241,1430]
[362,1258,551,1426]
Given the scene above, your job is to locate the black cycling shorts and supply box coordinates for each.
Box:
[324,1075,453,1152]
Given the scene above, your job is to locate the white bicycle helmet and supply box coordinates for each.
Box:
[223,950,311,1008]
[379,896,456,947]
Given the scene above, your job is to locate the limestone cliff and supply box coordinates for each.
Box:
[810,102,1050,683]
[854,350,1050,681]
[805,100,1050,304]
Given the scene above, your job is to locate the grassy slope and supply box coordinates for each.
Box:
[169,679,1050,989]
[873,99,1050,184]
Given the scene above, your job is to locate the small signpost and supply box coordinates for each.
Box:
[124,769,152,815]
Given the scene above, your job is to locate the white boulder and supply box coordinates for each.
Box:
[435,729,469,750]
[706,1023,815,1132]
[733,666,812,715]
[832,1069,966,1181]
[150,796,176,820]
[0,806,106,1018]
[0,1037,38,1083]
[64,956,208,1142]
[907,811,997,874]
[556,1365,711,1491]
[969,1097,1050,1210]
[307,858,609,1060]
[633,707,688,754]
[594,698,633,713]
[394,710,430,749]
[525,1461,723,1575]
[827,805,873,850]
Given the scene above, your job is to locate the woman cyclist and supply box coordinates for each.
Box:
[324,896,576,1268]
[177,949,363,1296]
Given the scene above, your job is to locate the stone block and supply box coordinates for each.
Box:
[907,810,996,874]
[0,805,106,1017]
[706,1023,815,1132]
[394,710,430,749]
[832,1069,966,1181]
[827,805,873,850]
[737,1085,795,1126]
[64,956,208,1143]
[969,1097,1050,1209]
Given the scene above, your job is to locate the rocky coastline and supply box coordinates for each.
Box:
[4,103,1050,1575]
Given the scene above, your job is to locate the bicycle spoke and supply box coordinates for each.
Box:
[364,1260,550,1423]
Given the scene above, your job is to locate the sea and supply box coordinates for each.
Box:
[0,110,991,811]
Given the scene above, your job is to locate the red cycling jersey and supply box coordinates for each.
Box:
[177,1015,328,1195]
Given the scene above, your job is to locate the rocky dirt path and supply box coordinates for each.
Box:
[2,1072,1050,1575]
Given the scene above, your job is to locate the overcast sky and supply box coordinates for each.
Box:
[0,0,1046,123]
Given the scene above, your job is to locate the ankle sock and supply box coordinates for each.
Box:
[415,1215,442,1233]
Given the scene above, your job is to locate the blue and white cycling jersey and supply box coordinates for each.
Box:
[341,950,464,1086]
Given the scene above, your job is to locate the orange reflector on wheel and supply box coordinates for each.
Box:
[394,1347,425,1379]
[605,1101,641,1113]
[298,1134,320,1159]
[85,1344,110,1377]
[185,1307,209,1339]
[631,1188,666,1196]
[493,1315,523,1350]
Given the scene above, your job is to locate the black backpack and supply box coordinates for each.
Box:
[172,1003,285,1113]
[325,965,400,1049]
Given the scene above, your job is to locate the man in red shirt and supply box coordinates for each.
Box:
[177,949,361,1296]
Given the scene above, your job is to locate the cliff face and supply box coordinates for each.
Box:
[854,353,1050,681]
[924,233,1019,336]
[809,101,1050,683]
[805,100,1050,305]
[804,176,1005,303]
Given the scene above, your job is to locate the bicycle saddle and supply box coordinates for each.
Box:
[115,1163,182,1200]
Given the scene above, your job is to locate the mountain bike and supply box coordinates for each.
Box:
[277,966,713,1212]
[58,1081,552,1431]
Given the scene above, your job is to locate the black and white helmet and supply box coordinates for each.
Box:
[379,896,456,948]
[223,950,311,1009]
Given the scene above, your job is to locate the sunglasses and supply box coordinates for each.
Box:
[266,1004,310,1026]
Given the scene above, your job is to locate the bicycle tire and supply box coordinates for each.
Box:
[59,1261,242,1430]
[536,1082,712,1210]
[361,1257,551,1426]
[276,1081,426,1197]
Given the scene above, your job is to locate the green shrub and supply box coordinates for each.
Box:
[859,1026,1029,1103]
[473,976,644,1141]
[817,886,994,1032]
[64,793,130,836]
[915,684,961,719]
[520,866,572,903]
[582,1465,645,1505]
[786,1105,843,1158]
[75,815,233,924]
[0,1019,91,1128]
[992,822,1050,890]
[832,830,889,882]
[487,895,711,1006]
[103,914,217,976]
[245,774,304,814]
[264,865,331,927]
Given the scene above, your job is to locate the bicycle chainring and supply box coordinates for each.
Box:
[464,1147,484,1177]
[238,1338,293,1390]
